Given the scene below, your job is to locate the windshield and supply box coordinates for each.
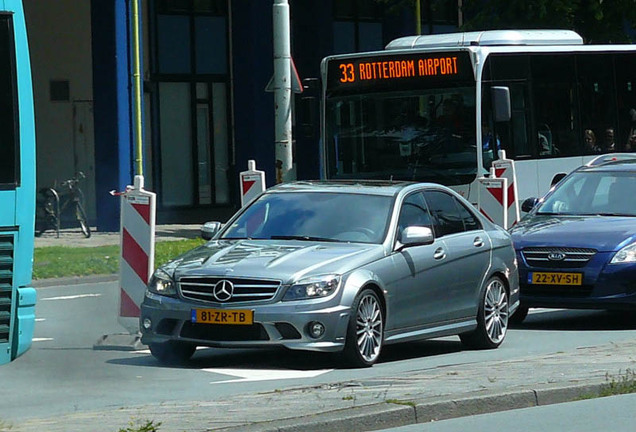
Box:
[325,86,477,185]
[538,170,636,216]
[221,192,394,244]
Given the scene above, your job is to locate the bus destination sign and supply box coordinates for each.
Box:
[326,51,473,94]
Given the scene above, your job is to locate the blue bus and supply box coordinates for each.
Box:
[0,0,36,365]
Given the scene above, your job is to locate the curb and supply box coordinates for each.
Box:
[215,382,606,432]
[32,274,118,288]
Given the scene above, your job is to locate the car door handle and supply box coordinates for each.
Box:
[434,247,446,260]
[473,237,484,248]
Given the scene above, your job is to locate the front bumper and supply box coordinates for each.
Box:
[140,291,352,352]
[517,251,636,310]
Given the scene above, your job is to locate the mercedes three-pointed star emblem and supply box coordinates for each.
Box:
[213,280,234,302]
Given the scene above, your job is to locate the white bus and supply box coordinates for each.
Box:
[320,30,636,205]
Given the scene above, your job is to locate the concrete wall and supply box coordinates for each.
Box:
[23,0,96,221]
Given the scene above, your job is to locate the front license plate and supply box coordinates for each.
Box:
[528,272,583,286]
[191,309,254,325]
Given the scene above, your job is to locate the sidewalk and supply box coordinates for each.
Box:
[12,336,636,432]
[34,224,203,249]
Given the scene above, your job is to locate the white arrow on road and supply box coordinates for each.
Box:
[205,367,333,383]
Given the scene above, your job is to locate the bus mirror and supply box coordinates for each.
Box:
[492,86,511,122]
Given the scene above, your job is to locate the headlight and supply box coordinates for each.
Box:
[611,243,636,264]
[283,275,341,301]
[147,268,176,296]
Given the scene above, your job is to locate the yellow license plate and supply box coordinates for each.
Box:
[191,309,254,325]
[529,272,583,286]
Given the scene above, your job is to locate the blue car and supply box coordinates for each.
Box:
[510,156,636,323]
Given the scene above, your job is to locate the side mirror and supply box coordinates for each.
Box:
[201,221,222,240]
[400,226,434,247]
[492,86,511,122]
[521,198,539,213]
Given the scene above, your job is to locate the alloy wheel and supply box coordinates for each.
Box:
[484,278,509,344]
[355,293,383,363]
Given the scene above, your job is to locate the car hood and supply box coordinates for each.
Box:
[510,215,636,252]
[166,239,385,283]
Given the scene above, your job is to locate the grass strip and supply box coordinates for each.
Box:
[33,238,205,280]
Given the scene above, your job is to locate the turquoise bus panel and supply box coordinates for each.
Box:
[0,0,36,364]
[0,234,15,365]
[14,286,35,358]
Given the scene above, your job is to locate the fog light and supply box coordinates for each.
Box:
[142,318,152,330]
[308,321,325,339]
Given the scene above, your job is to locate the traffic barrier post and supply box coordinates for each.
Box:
[477,167,509,228]
[491,150,521,228]
[240,160,266,207]
[118,175,156,335]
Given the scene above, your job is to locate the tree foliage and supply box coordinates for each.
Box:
[460,0,636,43]
[375,0,636,43]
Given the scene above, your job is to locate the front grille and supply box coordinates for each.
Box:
[0,236,14,344]
[522,247,596,269]
[179,276,281,303]
[180,322,269,341]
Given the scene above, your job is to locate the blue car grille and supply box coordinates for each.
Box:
[178,277,281,303]
[522,247,596,269]
[0,236,14,344]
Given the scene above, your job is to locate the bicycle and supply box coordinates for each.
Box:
[35,172,91,238]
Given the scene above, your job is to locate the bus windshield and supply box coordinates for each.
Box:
[325,85,477,185]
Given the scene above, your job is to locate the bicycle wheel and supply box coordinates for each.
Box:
[36,189,59,236]
[75,202,91,238]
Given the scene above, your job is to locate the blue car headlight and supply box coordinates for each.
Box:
[611,242,636,264]
[283,275,341,301]
[147,268,177,296]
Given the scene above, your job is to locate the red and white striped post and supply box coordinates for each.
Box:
[239,160,266,207]
[477,168,509,229]
[118,175,156,334]
[491,151,520,228]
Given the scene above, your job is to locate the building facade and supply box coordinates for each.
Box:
[24,0,459,231]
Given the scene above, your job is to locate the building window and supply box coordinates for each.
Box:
[420,0,459,34]
[333,0,384,54]
[151,0,230,208]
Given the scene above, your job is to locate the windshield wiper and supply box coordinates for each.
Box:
[591,213,635,217]
[270,235,340,242]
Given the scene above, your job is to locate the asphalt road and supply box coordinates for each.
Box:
[3,280,636,431]
[376,393,636,432]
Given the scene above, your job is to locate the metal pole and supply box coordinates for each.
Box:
[415,0,421,35]
[273,0,293,183]
[131,0,144,177]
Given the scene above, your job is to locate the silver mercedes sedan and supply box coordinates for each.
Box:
[140,181,519,367]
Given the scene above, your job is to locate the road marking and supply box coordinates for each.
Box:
[41,293,102,301]
[32,338,54,342]
[205,368,333,383]
[35,318,46,322]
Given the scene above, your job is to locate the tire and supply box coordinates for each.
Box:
[509,305,529,325]
[460,276,509,349]
[149,341,196,365]
[342,289,384,368]
[75,203,91,238]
